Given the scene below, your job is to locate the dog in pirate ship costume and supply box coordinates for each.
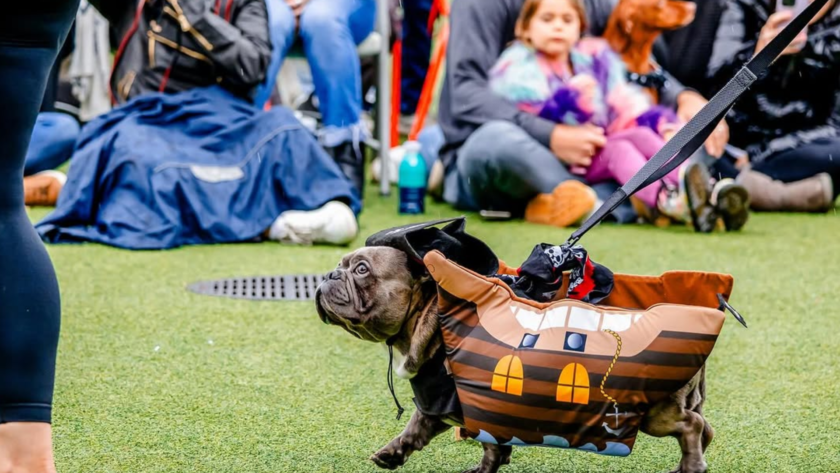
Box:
[316,217,745,473]
[315,3,827,470]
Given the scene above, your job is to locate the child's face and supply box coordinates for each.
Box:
[525,0,582,59]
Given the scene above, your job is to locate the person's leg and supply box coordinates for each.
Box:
[452,121,597,226]
[0,1,79,472]
[252,0,298,108]
[400,0,433,116]
[299,0,376,196]
[594,138,662,208]
[300,0,375,136]
[752,139,840,197]
[23,112,80,176]
[736,139,839,211]
[417,124,445,176]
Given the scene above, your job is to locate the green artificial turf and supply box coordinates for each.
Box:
[27,195,840,473]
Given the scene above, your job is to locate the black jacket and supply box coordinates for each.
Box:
[707,0,840,162]
[91,0,271,103]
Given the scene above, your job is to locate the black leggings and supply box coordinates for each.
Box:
[0,1,79,424]
[712,137,840,200]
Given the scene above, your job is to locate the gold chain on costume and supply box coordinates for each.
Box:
[599,329,622,405]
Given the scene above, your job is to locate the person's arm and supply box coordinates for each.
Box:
[164,0,272,88]
[447,0,556,147]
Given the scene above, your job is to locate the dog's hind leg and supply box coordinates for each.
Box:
[370,410,451,470]
[641,370,710,473]
[461,443,512,473]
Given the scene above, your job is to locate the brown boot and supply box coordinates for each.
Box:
[23,170,66,207]
[737,170,834,212]
[525,180,597,228]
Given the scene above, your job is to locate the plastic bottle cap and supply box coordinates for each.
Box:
[402,140,422,155]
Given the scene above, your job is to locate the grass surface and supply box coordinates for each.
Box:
[28,194,840,473]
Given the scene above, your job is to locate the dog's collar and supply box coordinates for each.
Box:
[627,69,668,92]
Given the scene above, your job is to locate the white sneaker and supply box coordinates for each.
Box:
[268,201,358,246]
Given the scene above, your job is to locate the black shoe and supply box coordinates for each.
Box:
[683,162,720,233]
[712,179,750,231]
[326,141,365,199]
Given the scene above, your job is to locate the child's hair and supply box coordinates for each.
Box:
[515,0,588,42]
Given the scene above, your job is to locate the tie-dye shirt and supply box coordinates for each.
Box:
[489,38,675,135]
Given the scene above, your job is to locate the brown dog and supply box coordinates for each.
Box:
[603,0,696,99]
[316,247,714,473]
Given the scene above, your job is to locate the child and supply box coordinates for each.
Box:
[490,0,694,224]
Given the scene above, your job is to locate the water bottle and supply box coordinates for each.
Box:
[398,141,427,214]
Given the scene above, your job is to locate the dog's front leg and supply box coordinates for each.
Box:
[461,443,512,473]
[370,410,451,470]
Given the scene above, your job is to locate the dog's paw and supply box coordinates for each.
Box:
[370,446,407,470]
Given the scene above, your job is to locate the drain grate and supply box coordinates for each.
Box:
[187,274,326,301]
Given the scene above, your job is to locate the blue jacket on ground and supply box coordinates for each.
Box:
[36,86,360,250]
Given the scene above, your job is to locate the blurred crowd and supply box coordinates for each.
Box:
[21,0,840,250]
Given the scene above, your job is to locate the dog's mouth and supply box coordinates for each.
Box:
[315,285,389,343]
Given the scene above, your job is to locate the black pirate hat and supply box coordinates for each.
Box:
[365,217,499,276]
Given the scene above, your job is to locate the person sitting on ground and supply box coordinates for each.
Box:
[705,0,840,212]
[488,0,747,232]
[36,0,361,249]
[431,0,736,228]
[253,0,376,198]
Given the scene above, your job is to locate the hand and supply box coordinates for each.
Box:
[550,124,607,168]
[755,11,808,56]
[676,91,729,158]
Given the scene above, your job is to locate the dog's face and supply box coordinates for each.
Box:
[316,247,418,343]
[617,0,696,31]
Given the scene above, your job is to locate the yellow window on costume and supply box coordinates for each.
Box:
[491,355,524,396]
[557,363,590,404]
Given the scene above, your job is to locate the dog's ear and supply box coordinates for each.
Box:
[604,0,634,54]
[403,291,440,375]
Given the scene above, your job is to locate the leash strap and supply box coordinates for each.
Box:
[568,0,831,245]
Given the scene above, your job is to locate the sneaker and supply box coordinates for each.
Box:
[656,182,689,223]
[683,162,720,233]
[23,170,66,207]
[525,180,598,228]
[711,178,750,231]
[268,201,358,246]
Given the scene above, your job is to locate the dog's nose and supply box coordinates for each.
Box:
[327,269,342,281]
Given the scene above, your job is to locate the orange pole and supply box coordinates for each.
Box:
[408,22,447,141]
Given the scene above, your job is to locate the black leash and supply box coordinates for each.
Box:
[568,0,832,245]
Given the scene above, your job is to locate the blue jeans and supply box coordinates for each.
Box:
[424,122,637,223]
[24,112,79,176]
[256,0,376,146]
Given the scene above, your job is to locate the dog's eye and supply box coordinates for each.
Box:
[355,263,369,275]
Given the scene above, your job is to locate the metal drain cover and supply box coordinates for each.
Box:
[187,274,326,301]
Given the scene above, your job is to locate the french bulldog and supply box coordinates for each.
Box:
[316,246,714,473]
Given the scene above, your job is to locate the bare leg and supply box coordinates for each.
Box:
[0,424,56,473]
